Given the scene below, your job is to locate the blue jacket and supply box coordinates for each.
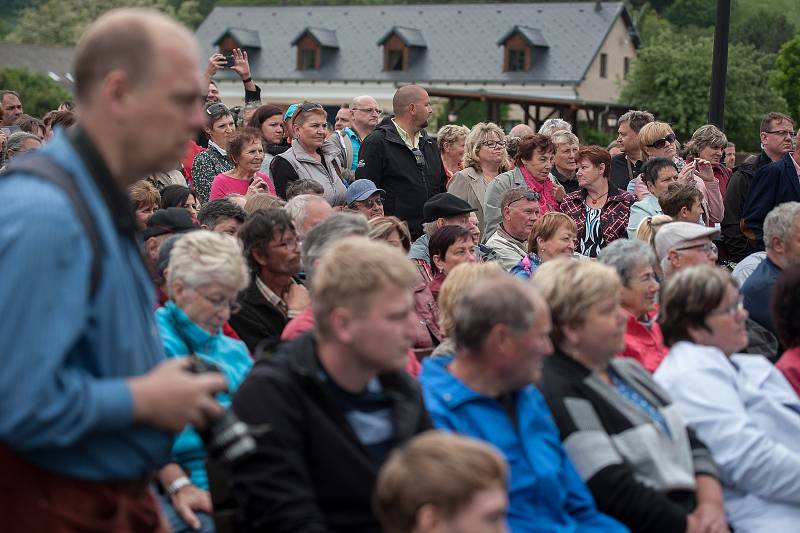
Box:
[156,301,253,490]
[0,130,171,480]
[741,255,782,336]
[743,152,800,246]
[420,355,628,533]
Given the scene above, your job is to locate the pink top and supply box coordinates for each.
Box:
[519,164,558,213]
[209,171,275,201]
[632,172,724,226]
[777,347,800,398]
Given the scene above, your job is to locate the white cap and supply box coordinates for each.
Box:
[654,221,720,260]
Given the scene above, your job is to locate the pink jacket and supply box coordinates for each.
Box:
[632,173,724,226]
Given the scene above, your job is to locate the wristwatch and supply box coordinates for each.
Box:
[166,476,192,497]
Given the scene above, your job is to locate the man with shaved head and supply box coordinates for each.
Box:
[326,94,381,173]
[356,84,446,239]
[0,9,227,531]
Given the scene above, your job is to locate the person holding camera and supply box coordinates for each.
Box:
[155,230,253,533]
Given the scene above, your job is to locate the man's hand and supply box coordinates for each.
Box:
[128,357,227,432]
[285,283,311,314]
[205,52,226,81]
[171,484,213,531]
[688,501,729,533]
[230,48,251,81]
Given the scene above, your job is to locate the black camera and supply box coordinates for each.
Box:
[187,356,256,464]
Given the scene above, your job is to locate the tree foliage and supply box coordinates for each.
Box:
[731,11,797,55]
[621,31,787,152]
[5,0,207,46]
[772,36,800,127]
[0,67,71,118]
[664,0,716,27]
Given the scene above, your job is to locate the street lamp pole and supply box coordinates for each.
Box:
[709,0,731,129]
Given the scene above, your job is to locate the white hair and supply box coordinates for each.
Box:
[764,202,800,249]
[285,194,329,234]
[538,119,572,136]
[167,231,248,294]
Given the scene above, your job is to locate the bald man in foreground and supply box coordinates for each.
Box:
[0,9,228,531]
[355,84,446,239]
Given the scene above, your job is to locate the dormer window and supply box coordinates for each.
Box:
[291,27,339,71]
[213,28,262,58]
[378,27,426,72]
[497,25,549,73]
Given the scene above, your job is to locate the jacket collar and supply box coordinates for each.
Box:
[421,354,502,408]
[163,300,218,352]
[291,140,326,164]
[496,224,527,246]
[377,117,433,148]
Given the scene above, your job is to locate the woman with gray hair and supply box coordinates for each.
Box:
[437,124,470,181]
[154,230,252,533]
[1,132,41,170]
[447,122,511,235]
[599,239,669,373]
[536,259,728,533]
[655,265,800,532]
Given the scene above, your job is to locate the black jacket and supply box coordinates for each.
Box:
[355,118,446,239]
[721,152,772,261]
[609,154,643,192]
[230,334,431,533]
[228,278,288,353]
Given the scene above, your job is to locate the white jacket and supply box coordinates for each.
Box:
[654,341,800,532]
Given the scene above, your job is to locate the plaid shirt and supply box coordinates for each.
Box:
[559,186,636,248]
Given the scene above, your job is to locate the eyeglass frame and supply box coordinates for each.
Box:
[764,129,795,138]
[506,190,541,208]
[646,133,677,149]
[193,287,242,315]
[205,103,230,116]
[710,295,745,317]
[351,107,382,115]
[481,139,507,149]
[349,194,384,209]
[674,241,717,254]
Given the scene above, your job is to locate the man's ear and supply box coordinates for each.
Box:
[146,236,160,263]
[327,307,355,344]
[251,247,269,268]
[668,249,680,269]
[100,70,133,118]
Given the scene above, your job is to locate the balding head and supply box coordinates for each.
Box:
[350,95,381,133]
[392,85,428,117]
[509,124,534,139]
[74,9,196,104]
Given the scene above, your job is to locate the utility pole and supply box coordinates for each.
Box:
[709,0,731,129]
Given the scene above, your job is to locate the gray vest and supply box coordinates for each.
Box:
[276,142,347,206]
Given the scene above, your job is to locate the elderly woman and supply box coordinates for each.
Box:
[154,231,252,533]
[484,134,563,239]
[550,131,581,194]
[127,179,161,232]
[192,103,236,204]
[599,239,669,372]
[559,146,636,258]
[428,225,476,300]
[2,131,41,169]
[209,128,275,201]
[246,104,289,172]
[270,102,346,206]
[161,184,198,223]
[447,122,510,234]
[437,124,470,182]
[368,215,411,251]
[630,122,724,227]
[654,265,800,531]
[510,211,577,278]
[535,258,728,533]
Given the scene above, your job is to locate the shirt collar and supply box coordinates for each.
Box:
[255,276,289,317]
[208,140,227,156]
[66,126,138,241]
[391,118,420,149]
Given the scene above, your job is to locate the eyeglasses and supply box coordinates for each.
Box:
[675,242,717,255]
[507,190,540,207]
[482,140,507,149]
[764,129,795,138]
[194,288,242,314]
[411,148,426,172]
[351,196,384,209]
[272,236,300,250]
[647,133,677,149]
[711,295,744,317]
[205,103,229,116]
[352,107,382,115]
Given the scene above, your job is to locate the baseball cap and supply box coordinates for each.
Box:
[142,207,198,240]
[423,193,477,223]
[654,221,720,260]
[346,179,385,205]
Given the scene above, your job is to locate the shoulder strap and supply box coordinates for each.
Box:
[2,154,103,299]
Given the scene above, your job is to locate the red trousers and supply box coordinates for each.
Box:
[0,444,169,532]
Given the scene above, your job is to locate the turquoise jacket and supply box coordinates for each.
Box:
[156,301,253,490]
[420,355,628,533]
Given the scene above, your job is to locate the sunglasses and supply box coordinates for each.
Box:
[351,196,384,209]
[205,103,229,116]
[293,102,324,122]
[412,148,426,172]
[508,190,540,206]
[647,133,677,149]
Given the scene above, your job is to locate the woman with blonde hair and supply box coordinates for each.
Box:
[437,124,470,182]
[243,192,285,215]
[368,215,412,252]
[510,211,577,278]
[127,179,161,232]
[447,122,510,235]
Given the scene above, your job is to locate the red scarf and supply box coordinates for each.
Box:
[519,164,558,213]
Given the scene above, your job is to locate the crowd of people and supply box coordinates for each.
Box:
[2,8,800,533]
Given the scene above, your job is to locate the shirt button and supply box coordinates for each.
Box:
[443,393,452,401]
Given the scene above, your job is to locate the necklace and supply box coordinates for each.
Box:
[587,191,608,206]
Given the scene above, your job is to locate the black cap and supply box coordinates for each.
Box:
[142,207,198,239]
[423,193,477,223]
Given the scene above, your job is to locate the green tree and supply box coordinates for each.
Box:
[664,0,716,27]
[772,36,800,126]
[731,11,797,55]
[0,67,71,118]
[5,0,205,45]
[621,32,787,151]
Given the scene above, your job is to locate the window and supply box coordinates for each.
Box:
[600,53,608,79]
[299,49,316,71]
[386,49,404,71]
[623,57,630,79]
[508,49,526,72]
